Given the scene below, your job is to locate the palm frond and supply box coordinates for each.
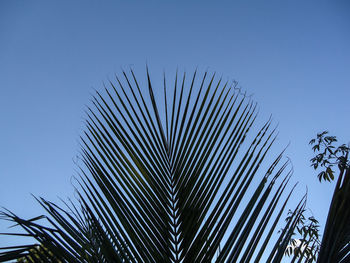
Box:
[317,165,350,263]
[1,68,299,262]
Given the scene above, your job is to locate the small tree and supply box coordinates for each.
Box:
[284,210,320,263]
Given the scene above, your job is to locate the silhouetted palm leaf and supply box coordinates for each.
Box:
[317,164,350,263]
[1,68,299,262]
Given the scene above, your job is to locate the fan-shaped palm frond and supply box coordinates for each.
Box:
[1,68,300,262]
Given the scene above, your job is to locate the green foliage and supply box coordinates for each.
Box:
[0,69,303,262]
[309,131,349,182]
[310,131,350,263]
[16,245,60,263]
[284,210,320,263]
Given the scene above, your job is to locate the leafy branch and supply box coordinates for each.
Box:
[309,131,349,182]
[284,211,320,262]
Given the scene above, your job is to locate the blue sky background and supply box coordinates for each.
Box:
[0,0,349,258]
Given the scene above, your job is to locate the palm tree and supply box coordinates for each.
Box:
[0,68,302,262]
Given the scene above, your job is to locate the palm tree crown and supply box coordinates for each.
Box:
[1,68,303,262]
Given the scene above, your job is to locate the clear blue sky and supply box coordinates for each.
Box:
[0,0,349,255]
